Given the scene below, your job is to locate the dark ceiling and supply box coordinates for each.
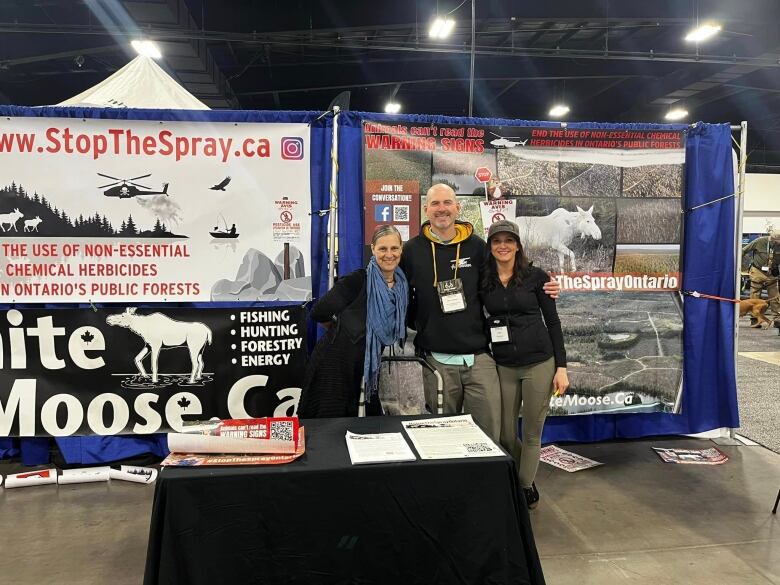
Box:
[3,0,780,169]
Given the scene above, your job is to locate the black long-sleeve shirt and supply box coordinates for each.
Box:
[481,267,567,368]
[310,269,367,343]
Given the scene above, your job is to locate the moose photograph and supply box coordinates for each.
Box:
[513,196,616,274]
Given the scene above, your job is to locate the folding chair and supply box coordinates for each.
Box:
[358,356,443,416]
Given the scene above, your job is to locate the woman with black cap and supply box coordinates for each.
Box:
[481,220,569,509]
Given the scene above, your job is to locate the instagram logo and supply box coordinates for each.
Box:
[281,137,304,160]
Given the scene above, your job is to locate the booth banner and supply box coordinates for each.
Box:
[0,117,312,302]
[0,306,305,437]
[363,121,685,292]
[363,120,684,416]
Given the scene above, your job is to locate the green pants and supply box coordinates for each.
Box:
[422,353,501,442]
[498,357,555,488]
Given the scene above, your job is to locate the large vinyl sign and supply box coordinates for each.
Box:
[0,306,305,436]
[364,121,685,292]
[0,117,312,302]
[364,121,685,416]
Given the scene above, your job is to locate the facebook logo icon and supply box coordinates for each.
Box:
[375,205,392,222]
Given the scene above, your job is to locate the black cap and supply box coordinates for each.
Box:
[487,219,520,240]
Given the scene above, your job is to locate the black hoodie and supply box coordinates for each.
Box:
[400,220,489,354]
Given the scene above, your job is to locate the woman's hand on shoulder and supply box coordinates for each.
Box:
[543,272,561,299]
[552,367,569,396]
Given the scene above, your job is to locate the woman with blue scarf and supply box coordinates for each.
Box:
[298,225,409,417]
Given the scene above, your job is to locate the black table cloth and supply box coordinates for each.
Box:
[143,416,545,585]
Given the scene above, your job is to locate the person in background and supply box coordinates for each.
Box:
[742,229,780,321]
[401,184,559,442]
[481,220,569,510]
[298,225,408,417]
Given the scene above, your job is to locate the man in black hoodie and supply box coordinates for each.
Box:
[401,184,559,441]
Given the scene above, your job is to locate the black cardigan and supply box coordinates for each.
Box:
[481,267,567,368]
[310,269,367,343]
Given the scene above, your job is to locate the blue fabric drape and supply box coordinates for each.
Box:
[0,438,19,459]
[0,106,332,464]
[56,434,169,465]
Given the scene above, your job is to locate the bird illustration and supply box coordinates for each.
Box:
[210,176,231,191]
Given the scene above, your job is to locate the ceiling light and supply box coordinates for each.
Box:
[684,23,721,43]
[429,17,455,39]
[384,102,401,114]
[665,108,689,121]
[131,39,162,59]
[548,104,570,118]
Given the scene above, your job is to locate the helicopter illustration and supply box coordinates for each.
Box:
[97,173,170,198]
[489,132,529,148]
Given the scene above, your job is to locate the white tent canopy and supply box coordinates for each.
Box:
[57,55,209,110]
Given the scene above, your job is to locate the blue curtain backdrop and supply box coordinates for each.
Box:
[339,113,739,442]
[0,108,738,463]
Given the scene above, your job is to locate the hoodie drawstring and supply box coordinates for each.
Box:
[431,241,461,287]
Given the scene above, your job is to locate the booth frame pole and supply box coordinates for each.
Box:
[328,107,341,288]
[468,0,475,116]
[731,121,747,440]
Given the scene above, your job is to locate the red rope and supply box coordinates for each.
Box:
[681,290,740,304]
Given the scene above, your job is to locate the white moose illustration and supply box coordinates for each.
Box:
[0,208,23,232]
[23,216,42,232]
[516,205,602,271]
[106,308,212,384]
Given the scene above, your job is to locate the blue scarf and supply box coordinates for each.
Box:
[364,257,409,399]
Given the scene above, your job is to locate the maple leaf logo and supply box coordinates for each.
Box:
[177,395,191,409]
[81,330,94,344]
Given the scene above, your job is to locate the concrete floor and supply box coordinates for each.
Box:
[1,437,779,584]
[0,469,154,585]
[736,319,780,454]
[534,438,780,585]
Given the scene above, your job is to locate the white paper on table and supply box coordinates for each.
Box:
[58,467,111,484]
[401,415,504,460]
[345,431,417,465]
[540,445,603,472]
[167,432,295,454]
[0,474,3,488]
[109,466,158,484]
[5,468,58,488]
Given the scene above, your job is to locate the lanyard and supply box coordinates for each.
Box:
[431,241,461,286]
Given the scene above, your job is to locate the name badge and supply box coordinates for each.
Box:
[437,278,466,313]
[488,317,511,344]
[490,326,510,343]
[762,266,770,272]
